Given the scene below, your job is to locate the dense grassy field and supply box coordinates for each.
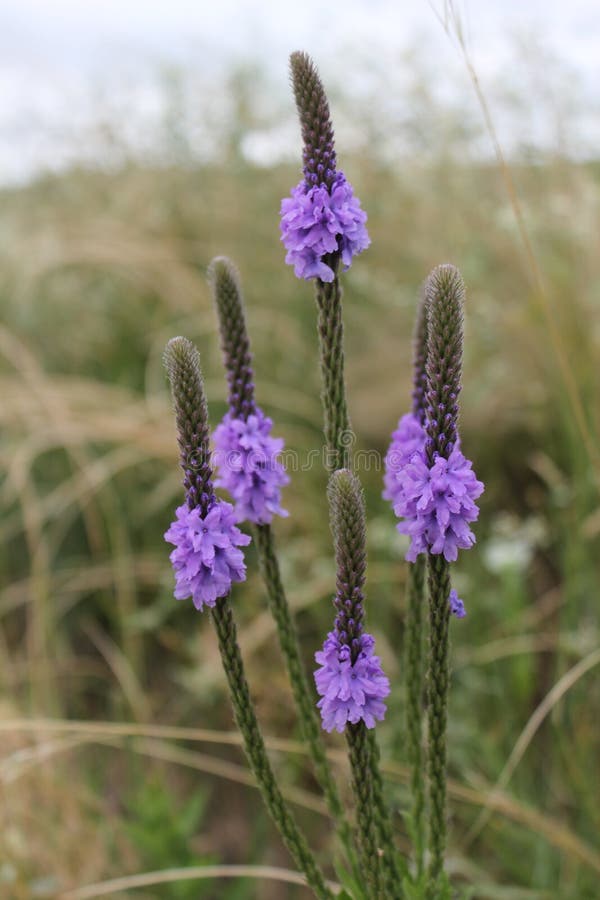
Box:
[0,141,599,897]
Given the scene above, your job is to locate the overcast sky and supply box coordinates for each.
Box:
[1,0,599,183]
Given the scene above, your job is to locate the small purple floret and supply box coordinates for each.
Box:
[382,412,426,508]
[164,500,251,610]
[280,171,370,282]
[213,409,289,525]
[394,445,484,563]
[449,588,466,618]
[314,631,390,733]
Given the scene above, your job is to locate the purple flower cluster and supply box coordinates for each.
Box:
[314,631,390,733]
[280,171,370,282]
[449,589,466,618]
[164,501,251,610]
[394,444,484,563]
[213,409,289,525]
[382,413,426,507]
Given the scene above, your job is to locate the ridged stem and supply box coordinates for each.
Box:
[425,553,451,897]
[315,271,402,891]
[422,264,465,897]
[315,269,351,473]
[346,722,386,899]
[367,729,407,894]
[405,556,427,876]
[253,523,353,852]
[211,594,333,900]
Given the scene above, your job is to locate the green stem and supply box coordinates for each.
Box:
[405,556,427,876]
[315,271,351,473]
[253,523,354,856]
[425,554,451,897]
[367,729,407,895]
[314,260,402,894]
[211,595,333,900]
[346,722,386,898]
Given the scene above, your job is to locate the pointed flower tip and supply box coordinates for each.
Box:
[328,466,361,498]
[207,255,241,293]
[207,258,256,419]
[162,336,207,416]
[163,335,201,382]
[288,49,330,130]
[426,263,465,306]
[288,50,320,99]
[165,500,251,611]
[328,467,365,535]
[164,333,193,361]
[429,261,463,284]
[289,49,311,72]
[213,408,289,525]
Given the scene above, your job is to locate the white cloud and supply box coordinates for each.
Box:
[0,0,598,182]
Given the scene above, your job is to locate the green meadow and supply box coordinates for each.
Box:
[0,65,599,898]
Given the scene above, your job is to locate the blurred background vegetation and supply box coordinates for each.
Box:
[0,21,599,900]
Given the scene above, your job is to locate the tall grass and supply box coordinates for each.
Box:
[0,57,599,897]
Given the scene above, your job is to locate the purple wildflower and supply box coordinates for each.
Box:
[213,409,289,525]
[394,444,484,563]
[382,412,426,507]
[280,171,370,282]
[314,631,390,733]
[315,469,389,732]
[164,500,251,611]
[449,589,466,618]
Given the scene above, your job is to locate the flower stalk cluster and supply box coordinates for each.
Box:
[159,47,485,900]
[208,256,352,860]
[383,266,483,891]
[163,336,331,899]
[287,55,405,896]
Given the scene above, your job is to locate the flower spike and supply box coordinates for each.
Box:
[390,268,484,563]
[163,335,331,898]
[281,52,370,283]
[315,469,389,733]
[208,257,354,857]
[163,337,250,610]
[208,258,289,526]
[207,258,255,421]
